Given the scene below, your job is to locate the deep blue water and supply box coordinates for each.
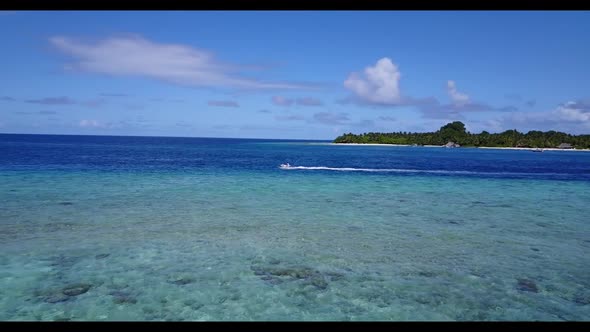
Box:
[1,134,590,180]
[1,134,589,321]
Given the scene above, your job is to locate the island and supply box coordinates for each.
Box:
[333,121,590,149]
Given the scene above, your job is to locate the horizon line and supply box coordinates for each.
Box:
[0,132,333,141]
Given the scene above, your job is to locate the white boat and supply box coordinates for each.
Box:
[279,163,291,169]
[532,148,544,152]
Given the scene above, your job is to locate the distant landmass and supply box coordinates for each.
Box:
[333,121,590,149]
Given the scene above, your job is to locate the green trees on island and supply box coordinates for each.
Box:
[333,121,590,149]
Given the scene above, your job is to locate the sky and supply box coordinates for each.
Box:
[0,10,589,139]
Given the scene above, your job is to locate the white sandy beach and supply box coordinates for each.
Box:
[477,146,590,152]
[321,143,590,151]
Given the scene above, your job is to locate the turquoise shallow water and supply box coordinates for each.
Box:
[0,135,589,321]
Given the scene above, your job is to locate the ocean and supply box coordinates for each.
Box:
[1,134,589,321]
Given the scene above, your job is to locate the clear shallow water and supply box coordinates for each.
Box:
[0,134,589,321]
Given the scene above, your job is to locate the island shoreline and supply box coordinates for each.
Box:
[321,143,590,151]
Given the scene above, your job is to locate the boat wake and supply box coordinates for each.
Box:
[278,165,570,177]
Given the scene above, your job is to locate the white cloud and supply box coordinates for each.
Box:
[23,96,105,108]
[447,80,470,106]
[275,114,305,121]
[50,35,307,90]
[312,112,350,125]
[378,116,397,122]
[490,101,590,134]
[272,96,323,107]
[554,101,590,122]
[296,97,323,106]
[472,119,504,133]
[26,96,77,105]
[79,119,106,128]
[272,96,293,106]
[208,100,239,108]
[509,101,590,125]
[344,58,402,105]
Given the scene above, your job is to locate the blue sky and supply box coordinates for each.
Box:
[1,11,589,139]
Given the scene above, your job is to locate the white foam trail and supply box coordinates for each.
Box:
[281,165,477,174]
[279,165,569,177]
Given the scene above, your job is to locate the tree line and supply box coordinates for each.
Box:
[333,121,590,149]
